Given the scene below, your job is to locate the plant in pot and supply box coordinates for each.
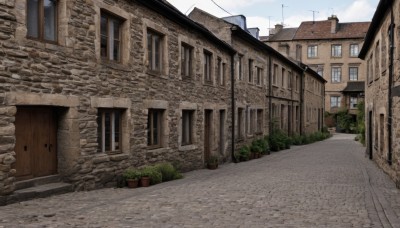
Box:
[122,169,141,188]
[207,155,219,170]
[251,140,262,158]
[139,168,152,187]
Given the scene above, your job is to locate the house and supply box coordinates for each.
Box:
[264,17,370,124]
[359,0,400,187]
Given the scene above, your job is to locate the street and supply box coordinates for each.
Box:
[1,134,400,227]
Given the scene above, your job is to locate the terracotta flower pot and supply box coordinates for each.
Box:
[140,176,150,187]
[207,163,218,170]
[127,179,138,188]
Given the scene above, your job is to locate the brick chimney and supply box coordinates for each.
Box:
[275,24,283,33]
[328,15,339,34]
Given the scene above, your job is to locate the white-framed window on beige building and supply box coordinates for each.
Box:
[330,96,341,108]
[331,67,341,83]
[27,0,57,42]
[317,66,324,77]
[204,50,213,83]
[307,45,318,58]
[147,29,164,72]
[181,43,193,78]
[147,109,164,148]
[101,12,124,62]
[350,44,359,57]
[350,96,358,109]
[349,67,358,81]
[181,110,194,146]
[97,109,122,153]
[331,44,342,57]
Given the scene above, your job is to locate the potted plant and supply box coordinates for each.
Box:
[207,155,219,170]
[122,169,141,188]
[139,168,152,187]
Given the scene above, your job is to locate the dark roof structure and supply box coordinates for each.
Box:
[342,81,365,92]
[268,28,298,41]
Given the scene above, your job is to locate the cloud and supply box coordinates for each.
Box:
[340,0,375,22]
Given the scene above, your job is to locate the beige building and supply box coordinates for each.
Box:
[359,0,400,187]
[264,17,370,118]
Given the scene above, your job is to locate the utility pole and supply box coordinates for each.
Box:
[281,4,288,26]
[309,10,319,23]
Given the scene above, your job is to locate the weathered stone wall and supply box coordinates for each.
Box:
[304,72,325,134]
[0,0,233,194]
[364,0,400,187]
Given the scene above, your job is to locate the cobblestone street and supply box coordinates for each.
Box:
[1,134,400,227]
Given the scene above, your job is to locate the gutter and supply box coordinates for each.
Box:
[388,8,394,165]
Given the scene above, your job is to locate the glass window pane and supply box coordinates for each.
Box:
[153,111,159,145]
[147,111,151,145]
[147,33,152,69]
[154,35,160,71]
[101,15,107,36]
[27,0,39,38]
[43,0,57,41]
[97,111,103,152]
[113,40,120,61]
[100,36,107,58]
[113,19,120,40]
[114,111,120,150]
[104,112,111,151]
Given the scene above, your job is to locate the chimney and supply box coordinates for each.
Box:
[328,15,339,34]
[275,24,283,33]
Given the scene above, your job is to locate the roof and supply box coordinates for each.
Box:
[136,0,236,54]
[268,28,298,41]
[359,0,393,59]
[293,21,370,40]
[342,81,365,92]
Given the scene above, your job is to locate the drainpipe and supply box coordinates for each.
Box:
[300,66,307,135]
[268,56,273,135]
[388,8,394,166]
[231,53,237,163]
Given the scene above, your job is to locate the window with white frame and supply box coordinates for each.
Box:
[330,96,341,108]
[317,66,324,77]
[97,109,122,153]
[307,45,318,58]
[27,0,57,42]
[147,30,163,72]
[350,44,359,57]
[101,12,123,61]
[181,110,194,146]
[181,43,193,77]
[349,67,358,81]
[331,67,341,83]
[331,44,342,57]
[350,97,358,109]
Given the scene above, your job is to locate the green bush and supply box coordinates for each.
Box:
[122,169,141,180]
[154,163,182,182]
[268,129,289,151]
[250,139,263,153]
[236,145,250,161]
[292,134,303,145]
[140,166,162,185]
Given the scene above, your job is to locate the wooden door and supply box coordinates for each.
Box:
[14,107,57,181]
[204,110,212,163]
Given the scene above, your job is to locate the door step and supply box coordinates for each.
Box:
[0,176,73,206]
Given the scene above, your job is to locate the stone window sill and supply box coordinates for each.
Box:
[179,144,197,152]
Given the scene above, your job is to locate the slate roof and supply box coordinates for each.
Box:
[293,21,370,40]
[268,28,298,41]
[342,81,365,92]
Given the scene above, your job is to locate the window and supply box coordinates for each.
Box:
[331,67,341,83]
[220,63,226,86]
[288,71,292,89]
[273,64,278,85]
[330,96,341,108]
[148,30,163,72]
[350,44,359,57]
[281,68,286,87]
[97,109,121,153]
[248,59,253,83]
[331,44,342,57]
[367,56,373,83]
[100,12,123,61]
[296,44,302,61]
[238,54,243,80]
[295,75,299,91]
[181,110,194,146]
[181,43,193,77]
[307,45,318,58]
[317,66,324,77]
[238,108,244,139]
[350,97,358,109]
[147,109,163,147]
[204,50,212,83]
[257,109,263,133]
[250,109,255,134]
[217,57,223,85]
[349,67,358,81]
[256,67,262,85]
[27,0,57,42]
[375,42,380,79]
[280,105,285,129]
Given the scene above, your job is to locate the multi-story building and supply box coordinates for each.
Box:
[189,8,326,137]
[0,0,325,199]
[359,0,400,187]
[264,17,370,119]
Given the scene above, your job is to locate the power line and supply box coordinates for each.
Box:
[211,0,232,16]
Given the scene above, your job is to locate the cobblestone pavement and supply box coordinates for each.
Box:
[1,134,400,228]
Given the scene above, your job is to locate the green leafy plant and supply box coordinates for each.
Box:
[122,169,141,180]
[154,163,183,182]
[140,166,162,185]
[236,145,250,161]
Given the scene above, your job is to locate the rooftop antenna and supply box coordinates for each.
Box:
[267,16,273,35]
[309,10,319,23]
[281,4,288,26]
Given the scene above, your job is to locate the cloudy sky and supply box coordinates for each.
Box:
[167,0,380,36]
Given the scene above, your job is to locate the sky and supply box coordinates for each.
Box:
[167,0,380,36]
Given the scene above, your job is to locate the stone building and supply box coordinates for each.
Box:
[189,8,326,138]
[359,0,400,187]
[264,18,370,119]
[0,0,236,197]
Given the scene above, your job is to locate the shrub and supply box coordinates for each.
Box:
[292,134,303,145]
[122,169,141,180]
[236,145,250,161]
[141,166,162,185]
[154,163,182,182]
[250,139,263,153]
[268,129,289,151]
